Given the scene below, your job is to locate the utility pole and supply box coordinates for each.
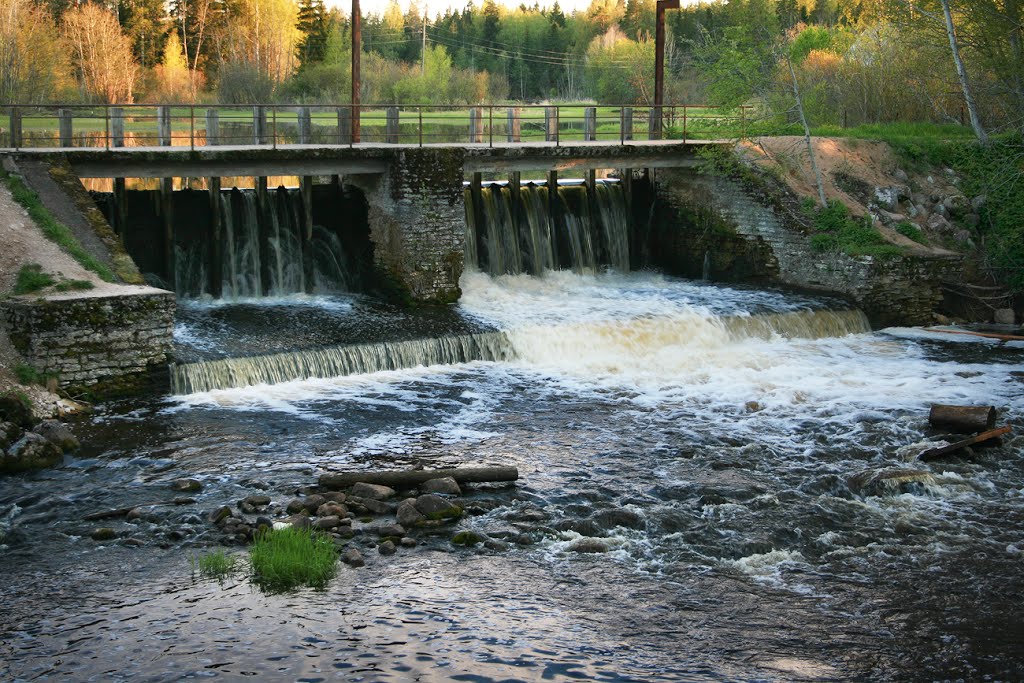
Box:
[653,0,679,140]
[352,0,361,143]
[421,13,426,76]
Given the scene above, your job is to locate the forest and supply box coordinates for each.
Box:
[0,0,1020,135]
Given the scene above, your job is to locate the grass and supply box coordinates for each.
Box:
[14,263,55,294]
[249,527,338,591]
[895,221,928,245]
[194,549,239,579]
[54,279,94,292]
[807,199,904,258]
[1,171,116,283]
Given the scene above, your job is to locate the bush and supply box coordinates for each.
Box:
[895,222,928,244]
[810,200,903,257]
[249,527,337,591]
[14,264,55,294]
[217,61,275,104]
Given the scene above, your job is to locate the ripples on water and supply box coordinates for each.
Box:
[2,271,1023,681]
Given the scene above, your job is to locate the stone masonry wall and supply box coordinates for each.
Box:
[2,288,175,396]
[654,168,960,327]
[350,149,467,304]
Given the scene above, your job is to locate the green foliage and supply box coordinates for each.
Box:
[809,200,902,258]
[789,25,832,64]
[1,172,115,283]
[195,549,239,579]
[895,222,928,245]
[14,363,41,385]
[249,527,338,591]
[54,279,94,292]
[14,264,55,294]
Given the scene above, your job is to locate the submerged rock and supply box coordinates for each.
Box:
[90,527,117,541]
[451,530,488,546]
[847,468,937,497]
[170,479,203,493]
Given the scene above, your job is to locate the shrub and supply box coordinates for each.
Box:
[14,264,55,294]
[249,527,337,591]
[895,222,928,244]
[810,200,903,257]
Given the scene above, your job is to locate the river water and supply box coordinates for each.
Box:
[2,270,1023,681]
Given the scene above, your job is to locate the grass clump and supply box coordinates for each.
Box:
[249,527,338,591]
[895,222,928,245]
[14,264,55,294]
[195,549,239,579]
[0,171,116,283]
[54,279,94,292]
[807,200,903,258]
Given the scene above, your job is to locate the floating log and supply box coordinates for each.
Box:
[918,426,1011,461]
[929,404,996,433]
[924,328,1024,342]
[319,466,519,490]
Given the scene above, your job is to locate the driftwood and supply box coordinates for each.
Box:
[319,466,519,490]
[929,404,996,433]
[924,327,1024,342]
[918,426,1012,461]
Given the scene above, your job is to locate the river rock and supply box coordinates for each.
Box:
[285,514,312,530]
[1,432,62,473]
[346,496,394,515]
[300,494,326,511]
[0,395,34,430]
[451,530,488,546]
[413,494,463,521]
[994,308,1016,325]
[33,420,79,452]
[350,482,396,501]
[0,421,22,451]
[400,537,417,547]
[286,498,306,514]
[317,502,349,518]
[322,491,347,504]
[241,494,271,508]
[378,540,397,555]
[926,214,953,233]
[421,477,461,495]
[342,547,365,567]
[592,508,646,531]
[91,527,117,541]
[942,194,970,217]
[208,506,233,525]
[314,515,342,530]
[847,468,936,497]
[566,538,610,554]
[396,499,426,526]
[170,479,203,493]
[364,522,405,538]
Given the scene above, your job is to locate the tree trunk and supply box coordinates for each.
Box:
[319,466,519,490]
[940,0,989,145]
[787,55,828,208]
[929,404,997,433]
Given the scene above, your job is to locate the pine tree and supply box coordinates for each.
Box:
[296,0,328,68]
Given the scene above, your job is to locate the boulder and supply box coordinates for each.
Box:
[396,499,426,527]
[421,477,461,495]
[378,540,397,555]
[994,308,1016,325]
[90,527,117,541]
[346,496,394,515]
[364,523,405,537]
[170,479,203,493]
[316,502,348,518]
[300,494,326,511]
[350,482,396,501]
[413,494,463,521]
[33,420,79,452]
[566,538,610,554]
[1,432,62,473]
[942,194,970,218]
[342,547,365,567]
[0,394,34,430]
[314,515,341,530]
[241,494,271,508]
[0,421,21,451]
[451,530,488,546]
[872,186,903,211]
[208,506,233,525]
[926,214,953,233]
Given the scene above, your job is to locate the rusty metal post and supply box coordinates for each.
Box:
[351,0,361,143]
[653,0,679,140]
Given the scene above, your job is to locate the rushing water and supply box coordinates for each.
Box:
[3,270,1024,681]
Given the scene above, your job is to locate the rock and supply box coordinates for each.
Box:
[873,186,907,211]
[33,420,79,452]
[926,214,953,233]
[286,498,306,514]
[566,538,610,554]
[953,230,973,246]
[592,508,646,531]
[322,491,347,504]
[396,499,426,527]
[906,203,920,219]
[875,209,906,226]
[0,394,34,430]
[1,432,62,473]
[350,482,396,501]
[241,494,271,508]
[484,539,510,552]
[413,494,463,521]
[553,519,604,536]
[994,308,1016,325]
[342,547,365,567]
[208,506,233,525]
[399,537,417,548]
[942,194,970,218]
[316,502,349,518]
[300,494,326,511]
[346,496,394,515]
[971,194,987,211]
[421,477,461,495]
[170,479,203,493]
[451,530,488,546]
[91,527,117,541]
[0,421,20,451]
[314,515,341,530]
[285,514,312,530]
[894,169,909,182]
[378,540,397,555]
[847,468,936,497]
[373,523,406,537]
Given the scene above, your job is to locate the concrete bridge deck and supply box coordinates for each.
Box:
[4,140,729,178]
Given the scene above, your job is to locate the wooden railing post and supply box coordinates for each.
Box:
[206,109,219,146]
[58,108,73,147]
[297,106,312,144]
[386,106,400,143]
[584,106,596,141]
[649,106,661,140]
[253,106,267,145]
[338,107,352,144]
[507,107,521,143]
[469,106,483,143]
[544,106,557,142]
[622,107,633,142]
[110,107,124,147]
[157,105,172,146]
[10,108,22,149]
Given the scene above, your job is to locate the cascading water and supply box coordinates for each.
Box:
[466,180,630,275]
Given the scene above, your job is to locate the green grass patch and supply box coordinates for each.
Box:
[13,263,55,294]
[808,200,903,258]
[1,171,115,283]
[14,363,41,385]
[895,221,928,245]
[54,279,94,292]
[194,549,239,579]
[249,527,338,591]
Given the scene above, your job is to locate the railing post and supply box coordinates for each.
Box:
[507,107,520,143]
[682,105,687,143]
[648,106,661,140]
[58,108,73,147]
[104,106,110,150]
[622,107,633,142]
[418,107,423,147]
[555,106,560,146]
[190,105,195,150]
[110,107,124,147]
[297,106,312,144]
[386,106,399,143]
[544,106,556,142]
[338,107,352,145]
[584,106,596,141]
[272,105,278,149]
[488,105,493,147]
[206,108,219,146]
[468,106,483,144]
[157,105,172,146]
[253,105,267,145]
[9,107,21,149]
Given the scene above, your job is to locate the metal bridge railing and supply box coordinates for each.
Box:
[0,103,751,151]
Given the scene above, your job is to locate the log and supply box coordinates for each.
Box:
[924,328,1024,342]
[918,426,1011,461]
[319,466,519,490]
[929,404,996,433]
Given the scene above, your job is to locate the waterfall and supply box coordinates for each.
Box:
[465,180,630,276]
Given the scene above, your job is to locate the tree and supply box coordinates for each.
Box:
[63,2,139,103]
[296,0,328,68]
[118,0,167,69]
[153,30,196,101]
[0,0,71,103]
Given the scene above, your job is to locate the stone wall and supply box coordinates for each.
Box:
[2,288,175,396]
[652,168,960,327]
[350,149,467,304]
